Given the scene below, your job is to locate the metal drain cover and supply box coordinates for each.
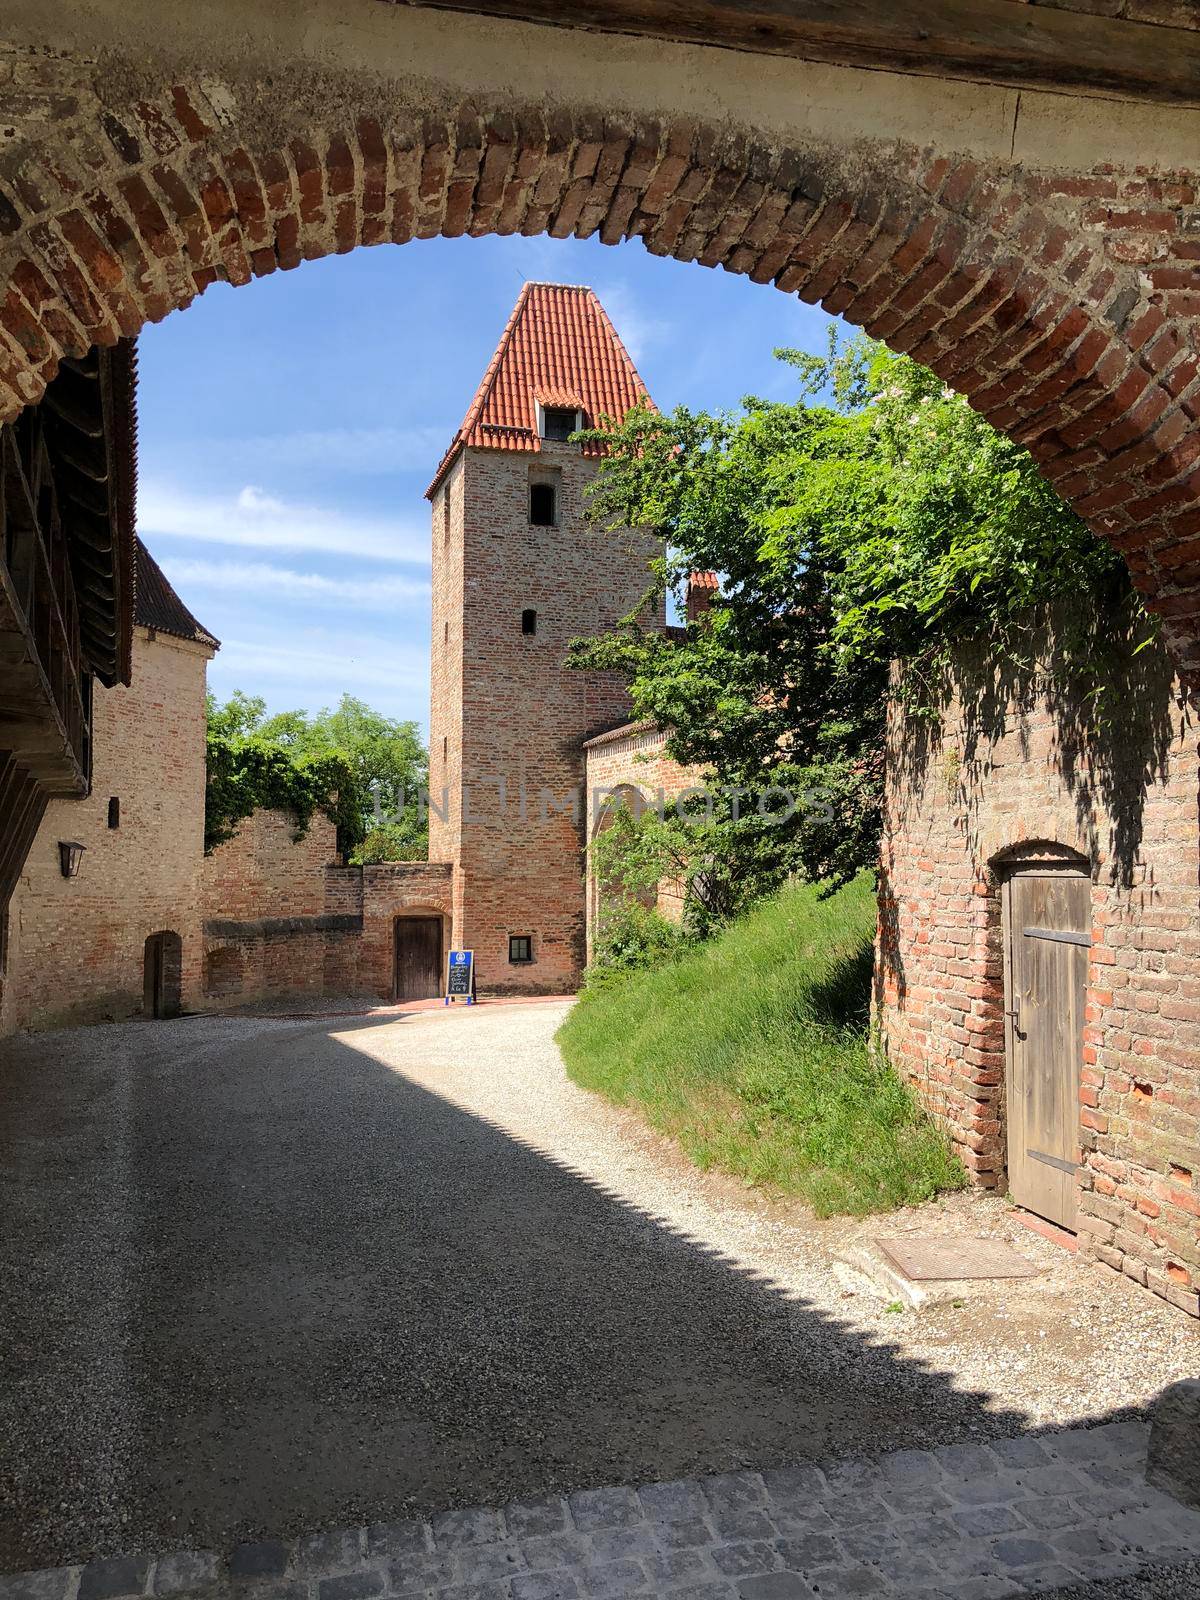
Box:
[876,1236,1040,1281]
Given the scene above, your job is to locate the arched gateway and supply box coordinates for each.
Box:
[2,2,1200,667]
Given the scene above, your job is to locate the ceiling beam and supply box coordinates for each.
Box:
[383,0,1200,106]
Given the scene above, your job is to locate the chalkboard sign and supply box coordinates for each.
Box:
[445,949,475,1004]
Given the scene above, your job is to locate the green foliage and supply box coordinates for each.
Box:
[558,874,966,1216]
[572,333,1149,897]
[204,691,428,859]
[586,899,692,992]
[204,731,361,856]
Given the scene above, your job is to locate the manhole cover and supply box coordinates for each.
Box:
[876,1236,1040,1281]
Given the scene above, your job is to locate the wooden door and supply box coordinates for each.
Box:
[145,934,164,1017]
[394,916,443,1001]
[1003,867,1089,1230]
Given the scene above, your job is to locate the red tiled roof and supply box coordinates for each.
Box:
[426,282,652,496]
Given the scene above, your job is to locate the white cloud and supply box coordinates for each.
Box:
[213,424,452,475]
[138,479,429,564]
[207,635,429,711]
[589,278,674,367]
[158,555,430,611]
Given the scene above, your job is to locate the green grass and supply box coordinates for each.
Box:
[557,874,966,1217]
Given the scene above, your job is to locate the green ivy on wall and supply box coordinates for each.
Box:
[204,733,365,857]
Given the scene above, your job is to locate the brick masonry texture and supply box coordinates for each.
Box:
[199,808,455,1008]
[0,627,213,1032]
[3,1420,1199,1599]
[3,39,1200,676]
[878,629,1200,1317]
[429,442,661,995]
[583,722,705,946]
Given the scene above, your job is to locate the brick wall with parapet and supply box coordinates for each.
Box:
[877,624,1200,1318]
[0,628,211,1033]
[200,808,457,1007]
[583,721,707,944]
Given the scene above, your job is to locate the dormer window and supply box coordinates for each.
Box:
[540,406,580,442]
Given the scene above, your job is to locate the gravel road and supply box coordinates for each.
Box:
[1,1002,1196,1574]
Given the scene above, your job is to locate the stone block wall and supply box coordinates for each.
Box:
[877,628,1200,1316]
[0,628,212,1033]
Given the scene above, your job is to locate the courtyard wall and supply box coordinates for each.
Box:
[877,627,1200,1317]
[199,808,455,1008]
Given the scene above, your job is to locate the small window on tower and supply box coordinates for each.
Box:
[529,482,555,526]
[521,608,537,636]
[509,935,533,964]
[541,407,578,442]
[443,488,451,542]
[108,796,120,829]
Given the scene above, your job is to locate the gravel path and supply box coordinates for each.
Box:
[1,1002,1196,1575]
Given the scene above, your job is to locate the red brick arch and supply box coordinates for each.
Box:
[4,79,1200,667]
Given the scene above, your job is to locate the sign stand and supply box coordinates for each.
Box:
[445,949,475,1005]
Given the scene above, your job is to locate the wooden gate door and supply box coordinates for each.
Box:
[1002,866,1090,1230]
[145,934,164,1017]
[394,917,443,1001]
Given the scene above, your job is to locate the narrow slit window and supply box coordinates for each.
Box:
[107,796,120,829]
[521,608,537,636]
[443,488,451,542]
[529,482,555,526]
[509,935,533,964]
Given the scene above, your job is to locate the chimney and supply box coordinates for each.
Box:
[686,570,718,625]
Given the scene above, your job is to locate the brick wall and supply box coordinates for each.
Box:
[359,861,455,996]
[877,626,1200,1317]
[201,805,337,921]
[583,721,707,943]
[3,32,1200,671]
[0,627,211,1032]
[199,810,456,1007]
[430,443,662,995]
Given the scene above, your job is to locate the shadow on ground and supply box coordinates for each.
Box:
[0,1010,1155,1570]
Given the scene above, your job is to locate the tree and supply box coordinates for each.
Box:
[572,334,1148,909]
[257,695,428,860]
[204,691,428,861]
[205,688,267,740]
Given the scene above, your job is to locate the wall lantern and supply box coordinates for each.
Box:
[58,840,86,878]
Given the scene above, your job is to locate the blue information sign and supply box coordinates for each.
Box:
[445,949,475,1004]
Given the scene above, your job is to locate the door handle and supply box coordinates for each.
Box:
[1006,998,1024,1037]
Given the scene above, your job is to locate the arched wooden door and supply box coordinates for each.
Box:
[393,916,443,1002]
[1001,862,1090,1231]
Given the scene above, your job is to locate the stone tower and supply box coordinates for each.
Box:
[426,282,662,994]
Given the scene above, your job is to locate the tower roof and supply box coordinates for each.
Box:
[134,537,219,650]
[426,282,652,497]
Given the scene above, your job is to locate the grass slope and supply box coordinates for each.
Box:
[558,875,965,1217]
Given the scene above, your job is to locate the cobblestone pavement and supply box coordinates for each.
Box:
[2,1420,1199,1600]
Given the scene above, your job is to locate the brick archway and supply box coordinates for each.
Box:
[4,12,1200,667]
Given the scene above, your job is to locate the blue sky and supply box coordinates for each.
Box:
[137,234,836,734]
